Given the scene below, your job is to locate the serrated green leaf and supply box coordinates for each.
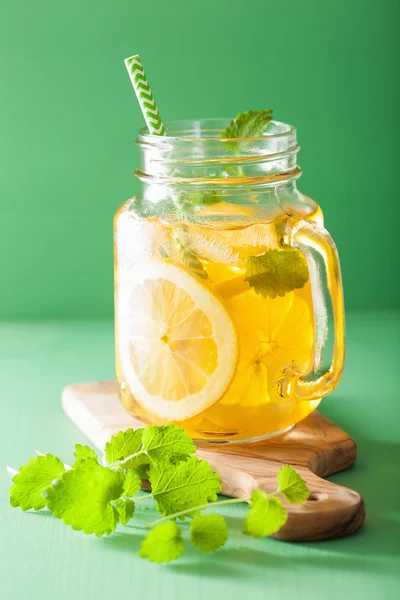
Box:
[9,455,65,511]
[139,521,184,563]
[104,428,146,470]
[276,465,309,504]
[142,424,196,463]
[73,444,97,466]
[221,109,273,139]
[135,464,150,480]
[190,514,228,552]
[115,498,135,525]
[105,425,196,471]
[149,457,221,518]
[123,469,141,497]
[244,490,287,538]
[45,461,125,536]
[245,249,309,298]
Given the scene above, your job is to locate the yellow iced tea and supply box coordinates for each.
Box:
[115,202,323,443]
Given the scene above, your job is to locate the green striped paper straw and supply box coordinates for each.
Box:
[124,54,206,279]
[124,54,165,136]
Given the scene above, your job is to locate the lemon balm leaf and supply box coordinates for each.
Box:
[73,444,97,465]
[190,514,229,552]
[135,464,150,480]
[9,455,66,511]
[105,425,196,471]
[142,424,196,463]
[123,469,141,497]
[245,249,309,298]
[221,109,273,139]
[45,460,125,536]
[276,465,309,504]
[74,444,97,461]
[139,521,184,563]
[115,498,135,525]
[104,428,147,470]
[104,428,143,463]
[149,457,221,518]
[244,490,287,538]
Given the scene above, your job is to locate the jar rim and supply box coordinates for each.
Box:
[137,118,296,144]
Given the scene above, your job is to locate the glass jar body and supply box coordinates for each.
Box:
[114,120,344,444]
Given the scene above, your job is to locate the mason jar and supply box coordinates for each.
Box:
[114,119,345,444]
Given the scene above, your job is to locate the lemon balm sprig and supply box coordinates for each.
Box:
[146,496,249,528]
[144,463,309,550]
[8,424,309,563]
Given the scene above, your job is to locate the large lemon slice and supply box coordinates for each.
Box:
[117,262,238,421]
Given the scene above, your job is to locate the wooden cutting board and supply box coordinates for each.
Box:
[62,381,365,542]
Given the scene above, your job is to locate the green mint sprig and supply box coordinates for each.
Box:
[132,109,274,222]
[221,109,273,140]
[220,109,273,175]
[138,462,308,562]
[9,425,309,563]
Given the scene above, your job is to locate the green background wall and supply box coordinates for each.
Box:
[1,0,398,317]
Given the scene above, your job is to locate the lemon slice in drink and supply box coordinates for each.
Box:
[117,262,238,421]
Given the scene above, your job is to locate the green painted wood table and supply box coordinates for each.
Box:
[1,312,399,600]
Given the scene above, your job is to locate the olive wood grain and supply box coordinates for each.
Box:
[62,380,365,542]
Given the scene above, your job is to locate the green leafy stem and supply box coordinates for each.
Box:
[8,423,309,564]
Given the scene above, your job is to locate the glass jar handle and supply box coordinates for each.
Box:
[279,218,345,402]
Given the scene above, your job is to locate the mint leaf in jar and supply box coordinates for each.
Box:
[245,249,309,298]
[221,109,273,139]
